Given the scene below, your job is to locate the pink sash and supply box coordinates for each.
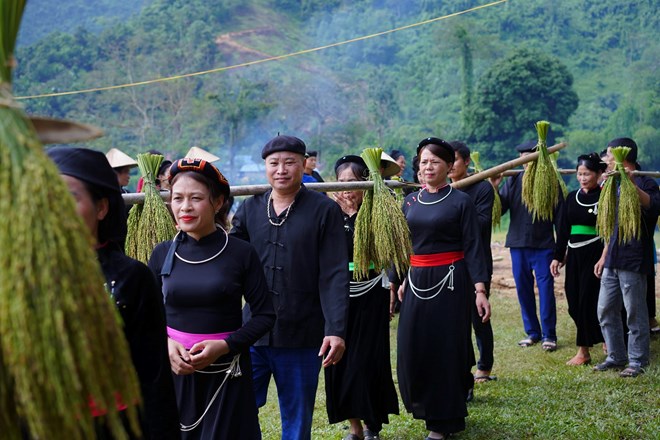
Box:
[167,326,233,350]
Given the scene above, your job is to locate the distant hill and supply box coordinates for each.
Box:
[17,0,151,47]
[13,0,660,179]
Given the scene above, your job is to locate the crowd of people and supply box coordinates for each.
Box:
[44,134,659,440]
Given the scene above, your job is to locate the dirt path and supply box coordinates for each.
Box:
[490,242,660,301]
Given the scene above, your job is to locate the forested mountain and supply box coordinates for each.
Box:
[13,0,659,183]
[18,0,151,47]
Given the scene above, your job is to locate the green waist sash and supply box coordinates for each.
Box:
[348,261,376,272]
[571,224,597,235]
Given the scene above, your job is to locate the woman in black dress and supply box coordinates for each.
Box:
[325,155,399,440]
[47,147,180,439]
[394,138,490,440]
[149,158,275,440]
[550,153,606,365]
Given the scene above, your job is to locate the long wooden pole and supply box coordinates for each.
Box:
[122,180,417,205]
[502,169,660,178]
[451,142,567,189]
[123,142,660,204]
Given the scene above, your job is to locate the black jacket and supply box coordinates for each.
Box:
[231,185,350,348]
[98,243,180,440]
[499,171,563,249]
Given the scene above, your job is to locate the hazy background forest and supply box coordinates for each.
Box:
[14,0,659,186]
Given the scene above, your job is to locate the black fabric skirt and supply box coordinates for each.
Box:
[564,240,605,347]
[397,260,473,431]
[174,351,261,440]
[325,278,399,427]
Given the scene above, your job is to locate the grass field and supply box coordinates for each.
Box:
[258,298,660,440]
[257,225,660,439]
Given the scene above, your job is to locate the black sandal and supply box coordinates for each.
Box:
[619,366,643,378]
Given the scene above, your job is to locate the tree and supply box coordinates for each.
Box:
[207,77,275,181]
[465,48,579,162]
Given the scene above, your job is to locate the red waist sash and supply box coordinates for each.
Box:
[410,251,464,267]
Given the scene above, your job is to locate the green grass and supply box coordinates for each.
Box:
[258,275,660,439]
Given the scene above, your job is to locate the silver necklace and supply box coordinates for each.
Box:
[267,191,295,226]
[575,189,598,215]
[417,185,452,205]
[175,227,229,264]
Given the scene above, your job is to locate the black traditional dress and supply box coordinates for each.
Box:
[325,212,399,432]
[149,229,275,440]
[553,188,604,347]
[397,186,488,434]
[96,242,180,440]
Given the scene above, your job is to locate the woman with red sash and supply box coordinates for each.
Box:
[393,138,490,440]
[148,158,275,439]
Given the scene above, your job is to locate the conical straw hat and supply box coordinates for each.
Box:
[29,116,103,144]
[185,146,220,162]
[380,151,401,178]
[105,148,137,169]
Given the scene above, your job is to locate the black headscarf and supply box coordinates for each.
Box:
[576,152,607,173]
[47,147,127,244]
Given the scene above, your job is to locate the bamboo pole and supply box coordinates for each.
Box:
[502,168,575,176]
[501,169,660,177]
[122,180,417,205]
[451,142,567,189]
[122,142,660,205]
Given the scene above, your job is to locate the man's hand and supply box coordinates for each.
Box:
[594,257,605,279]
[319,336,346,368]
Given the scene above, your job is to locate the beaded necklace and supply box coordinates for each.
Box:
[267,191,295,226]
[575,188,598,215]
[174,227,229,264]
[417,184,452,205]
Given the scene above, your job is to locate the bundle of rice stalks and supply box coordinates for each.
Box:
[470,151,502,230]
[522,120,559,221]
[353,147,412,281]
[125,153,176,264]
[596,147,641,244]
[389,175,405,204]
[353,184,374,281]
[0,3,141,438]
[549,151,569,198]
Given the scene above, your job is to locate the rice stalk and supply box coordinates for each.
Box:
[359,148,412,280]
[523,121,559,221]
[125,153,176,264]
[521,158,537,211]
[389,175,405,204]
[471,151,502,229]
[596,171,618,243]
[353,187,373,281]
[0,105,142,440]
[492,191,502,230]
[604,147,640,244]
[469,151,483,174]
[550,151,569,198]
[1,3,140,437]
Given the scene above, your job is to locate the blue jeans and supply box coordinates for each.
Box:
[510,248,557,341]
[598,269,650,368]
[251,346,321,440]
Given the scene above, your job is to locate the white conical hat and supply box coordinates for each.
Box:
[105,148,137,168]
[185,146,220,162]
[30,116,103,144]
[380,151,401,178]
